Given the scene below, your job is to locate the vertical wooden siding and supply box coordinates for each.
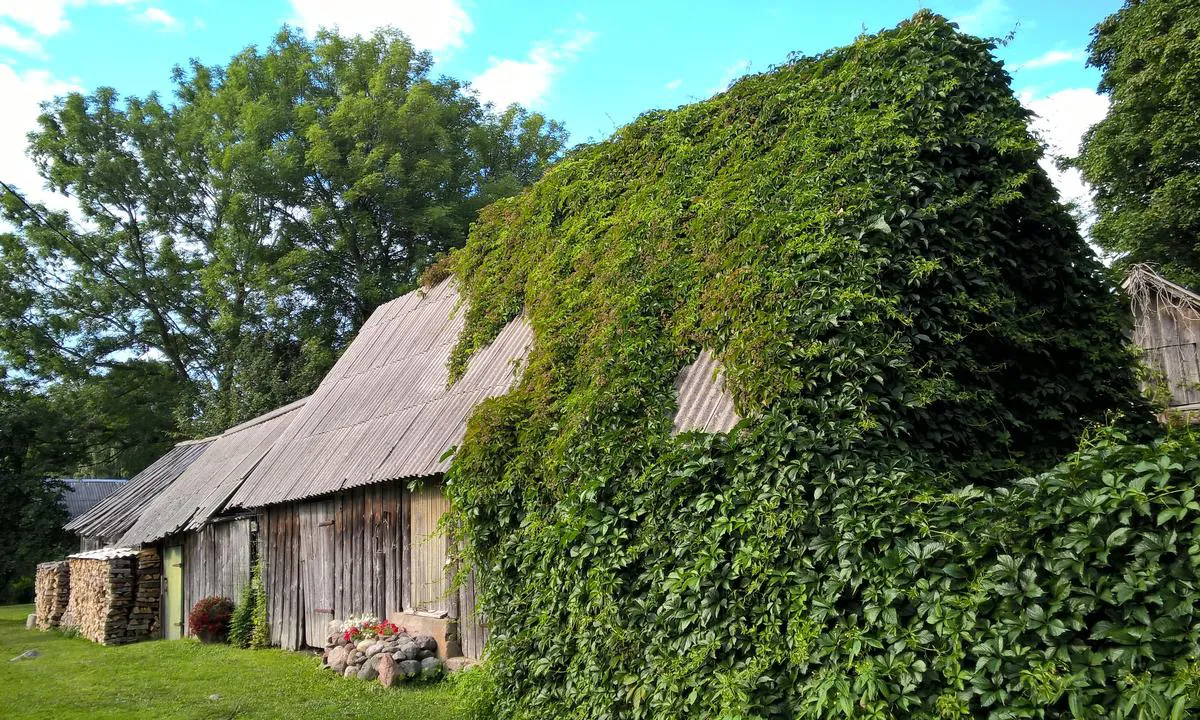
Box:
[262,479,486,655]
[1137,295,1200,408]
[183,519,252,634]
[410,482,451,614]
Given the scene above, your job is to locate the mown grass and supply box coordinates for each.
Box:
[0,604,465,719]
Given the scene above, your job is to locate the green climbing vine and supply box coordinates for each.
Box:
[442,11,1179,719]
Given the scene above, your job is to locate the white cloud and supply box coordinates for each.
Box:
[1012,49,1084,71]
[0,23,44,55]
[951,0,1011,36]
[1020,87,1109,223]
[665,78,682,91]
[0,63,79,208]
[289,0,473,52]
[471,29,596,110]
[0,0,143,55]
[708,59,749,95]
[137,6,179,31]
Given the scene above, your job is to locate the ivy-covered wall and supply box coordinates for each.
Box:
[444,12,1179,718]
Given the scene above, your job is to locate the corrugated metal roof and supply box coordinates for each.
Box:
[64,440,212,542]
[55,479,127,521]
[118,398,307,545]
[672,349,740,434]
[232,279,533,507]
[69,546,139,560]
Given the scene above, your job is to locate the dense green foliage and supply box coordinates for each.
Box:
[0,383,81,602]
[444,13,1166,718]
[228,572,255,648]
[1075,0,1200,285]
[0,604,465,719]
[0,25,565,440]
[249,557,270,650]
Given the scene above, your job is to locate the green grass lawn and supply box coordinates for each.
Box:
[0,604,466,719]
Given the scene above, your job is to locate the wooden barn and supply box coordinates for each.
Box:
[1124,264,1200,417]
[114,399,306,639]
[57,278,735,656]
[66,439,212,551]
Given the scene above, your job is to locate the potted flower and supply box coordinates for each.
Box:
[189,596,235,643]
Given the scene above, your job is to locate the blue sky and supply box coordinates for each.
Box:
[0,0,1122,213]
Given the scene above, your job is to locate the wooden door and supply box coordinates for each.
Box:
[300,500,336,647]
[409,482,450,613]
[163,545,184,640]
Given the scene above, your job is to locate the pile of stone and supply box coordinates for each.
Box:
[322,631,445,687]
[34,561,70,630]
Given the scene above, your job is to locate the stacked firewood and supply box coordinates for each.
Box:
[34,561,70,630]
[127,548,161,640]
[65,553,138,645]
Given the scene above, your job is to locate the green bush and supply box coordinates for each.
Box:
[441,10,1174,719]
[249,557,270,649]
[228,576,254,648]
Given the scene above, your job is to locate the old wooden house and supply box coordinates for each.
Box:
[62,277,736,656]
[1124,264,1200,417]
[66,439,212,551]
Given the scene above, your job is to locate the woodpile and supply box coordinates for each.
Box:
[61,547,159,645]
[128,548,161,639]
[34,561,70,630]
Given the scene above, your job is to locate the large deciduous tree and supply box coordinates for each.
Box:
[1075,0,1200,284]
[0,26,566,435]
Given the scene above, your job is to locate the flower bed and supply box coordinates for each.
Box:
[321,616,444,687]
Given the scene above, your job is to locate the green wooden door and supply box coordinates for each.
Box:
[164,545,183,640]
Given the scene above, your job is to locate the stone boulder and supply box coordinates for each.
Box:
[445,656,478,674]
[377,654,398,688]
[326,645,349,673]
[420,656,444,680]
[413,635,438,653]
[344,665,359,678]
[357,663,379,681]
[398,659,421,679]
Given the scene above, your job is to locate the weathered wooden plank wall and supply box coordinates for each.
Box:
[1137,294,1200,408]
[410,482,451,614]
[261,478,486,655]
[263,504,303,648]
[182,518,252,633]
[458,569,488,659]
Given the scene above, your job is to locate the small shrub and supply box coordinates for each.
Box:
[228,580,254,648]
[249,557,270,649]
[188,596,233,642]
[450,663,499,720]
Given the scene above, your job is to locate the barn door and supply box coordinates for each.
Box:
[163,545,184,640]
[409,482,451,613]
[300,500,336,647]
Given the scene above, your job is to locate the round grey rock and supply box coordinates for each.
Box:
[413,635,438,653]
[343,665,358,678]
[398,659,421,678]
[357,663,379,681]
[420,656,444,679]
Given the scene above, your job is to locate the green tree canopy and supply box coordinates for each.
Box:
[1075,0,1200,285]
[0,25,566,435]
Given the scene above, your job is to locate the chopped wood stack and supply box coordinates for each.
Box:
[62,547,147,645]
[34,561,70,630]
[127,548,161,639]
